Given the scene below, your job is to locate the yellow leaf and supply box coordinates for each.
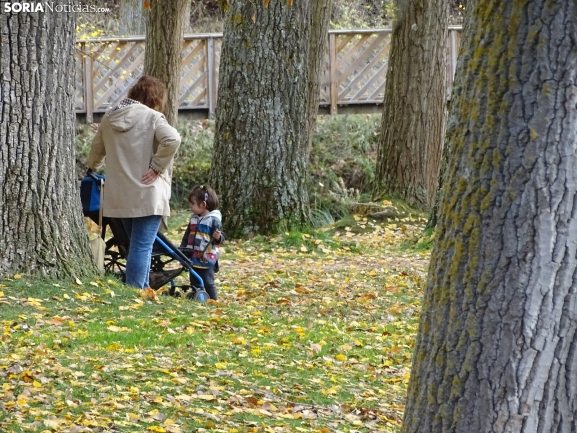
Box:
[0,291,4,297]
[32,380,42,388]
[44,419,63,428]
[46,316,67,326]
[148,427,166,432]
[107,325,130,332]
[13,274,22,279]
[198,394,216,400]
[336,353,346,361]
[141,287,159,302]
[126,412,139,423]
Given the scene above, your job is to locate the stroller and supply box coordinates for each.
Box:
[80,171,209,302]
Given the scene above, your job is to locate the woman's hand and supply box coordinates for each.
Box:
[141,168,159,185]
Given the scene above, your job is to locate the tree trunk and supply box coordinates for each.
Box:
[373,0,448,210]
[306,0,332,158]
[404,2,577,432]
[426,5,476,230]
[144,0,190,126]
[210,0,312,237]
[119,0,147,36]
[0,4,95,278]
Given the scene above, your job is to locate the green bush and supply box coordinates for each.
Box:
[75,114,382,217]
[307,114,380,221]
[170,120,214,207]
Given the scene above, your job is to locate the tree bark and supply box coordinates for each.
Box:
[119,0,147,36]
[0,4,95,278]
[404,2,577,432]
[373,0,448,210]
[306,0,332,158]
[210,0,312,237]
[426,4,476,230]
[144,0,190,126]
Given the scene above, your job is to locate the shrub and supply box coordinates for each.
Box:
[170,120,214,207]
[307,114,380,221]
[75,114,382,218]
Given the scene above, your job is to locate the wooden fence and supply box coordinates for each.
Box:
[75,27,462,122]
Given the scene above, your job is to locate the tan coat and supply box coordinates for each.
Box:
[86,103,181,218]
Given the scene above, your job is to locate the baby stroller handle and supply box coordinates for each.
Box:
[85,168,102,183]
[153,235,204,288]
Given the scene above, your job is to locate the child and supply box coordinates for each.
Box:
[181,185,224,300]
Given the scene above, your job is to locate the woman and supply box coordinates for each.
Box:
[87,75,181,289]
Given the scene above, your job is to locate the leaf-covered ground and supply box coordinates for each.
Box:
[0,210,431,433]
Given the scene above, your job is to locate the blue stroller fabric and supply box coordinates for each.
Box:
[80,173,105,214]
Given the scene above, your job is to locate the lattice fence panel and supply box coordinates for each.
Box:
[75,29,462,117]
[91,40,146,112]
[335,32,392,104]
[179,39,208,108]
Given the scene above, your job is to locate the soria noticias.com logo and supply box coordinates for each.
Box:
[2,1,111,13]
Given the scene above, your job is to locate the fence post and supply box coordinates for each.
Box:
[329,33,338,115]
[207,37,216,119]
[83,43,94,124]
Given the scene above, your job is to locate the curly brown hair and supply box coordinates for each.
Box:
[127,75,167,111]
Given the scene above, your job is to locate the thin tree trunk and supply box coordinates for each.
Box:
[144,0,190,126]
[306,0,333,158]
[210,0,311,237]
[404,2,577,432]
[119,0,147,36]
[373,0,448,210]
[0,4,95,278]
[426,4,476,230]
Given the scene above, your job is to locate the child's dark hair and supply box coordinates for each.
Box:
[188,185,219,211]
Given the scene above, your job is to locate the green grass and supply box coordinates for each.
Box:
[0,212,428,433]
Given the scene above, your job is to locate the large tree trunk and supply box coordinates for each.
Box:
[404,2,577,432]
[144,0,190,126]
[0,4,95,278]
[306,0,332,158]
[210,0,313,237]
[119,0,147,36]
[373,0,448,210]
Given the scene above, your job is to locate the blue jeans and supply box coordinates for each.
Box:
[121,215,162,289]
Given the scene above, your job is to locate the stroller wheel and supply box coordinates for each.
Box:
[186,287,210,303]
